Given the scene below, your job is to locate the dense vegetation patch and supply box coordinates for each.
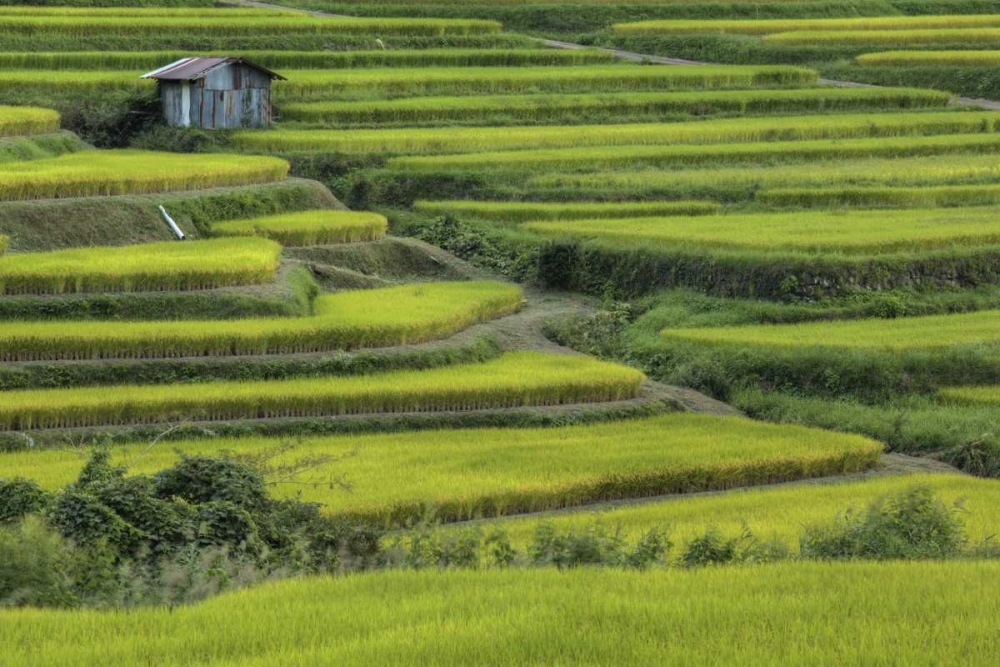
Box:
[213,210,388,246]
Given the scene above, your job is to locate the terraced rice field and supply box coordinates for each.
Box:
[0,413,879,522]
[1,2,999,660]
[0,238,282,295]
[0,352,645,431]
[0,150,288,200]
[523,207,1000,254]
[235,111,1000,154]
[0,281,523,361]
[212,210,388,246]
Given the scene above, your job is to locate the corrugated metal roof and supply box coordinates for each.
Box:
[141,57,286,81]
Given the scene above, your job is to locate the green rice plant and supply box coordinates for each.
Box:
[0,238,282,295]
[613,15,1000,36]
[0,352,645,431]
[271,65,817,102]
[0,105,60,137]
[856,50,1000,67]
[0,15,501,38]
[0,281,523,361]
[757,183,1000,209]
[529,153,1000,201]
[524,206,1000,254]
[2,563,998,665]
[235,111,1000,154]
[279,86,949,126]
[212,210,388,246]
[0,234,7,255]
[660,309,1000,350]
[413,200,719,223]
[0,413,881,523]
[938,386,1000,407]
[489,473,1000,551]
[0,150,288,201]
[765,28,1000,46]
[392,132,1000,172]
[0,70,150,94]
[0,48,615,70]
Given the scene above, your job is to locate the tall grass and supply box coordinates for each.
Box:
[235,111,1000,154]
[1,563,998,665]
[2,413,880,523]
[0,7,300,17]
[271,65,817,101]
[524,207,1000,254]
[413,200,720,222]
[660,308,1000,349]
[758,183,1000,209]
[212,210,388,246]
[530,153,1000,200]
[613,15,1000,36]
[0,70,149,93]
[0,15,502,37]
[490,473,1000,551]
[856,50,1000,67]
[281,86,949,126]
[0,105,60,137]
[0,48,615,70]
[0,238,282,295]
[0,281,523,361]
[391,133,1000,172]
[0,352,645,431]
[0,150,288,201]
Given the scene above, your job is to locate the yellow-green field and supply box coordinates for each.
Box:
[212,210,388,246]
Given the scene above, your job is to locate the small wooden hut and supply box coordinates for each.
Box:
[141,57,286,130]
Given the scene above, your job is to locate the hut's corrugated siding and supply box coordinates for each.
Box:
[159,63,273,129]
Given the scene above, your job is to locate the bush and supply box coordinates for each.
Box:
[0,478,48,524]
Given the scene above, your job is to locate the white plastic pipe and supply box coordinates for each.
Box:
[158,205,186,240]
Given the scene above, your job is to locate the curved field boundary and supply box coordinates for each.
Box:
[758,183,1000,209]
[0,281,524,361]
[0,237,282,295]
[938,386,1000,407]
[613,15,1000,36]
[2,413,881,523]
[0,351,645,431]
[213,210,388,246]
[857,50,1000,67]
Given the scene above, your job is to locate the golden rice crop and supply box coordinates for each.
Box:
[212,210,388,246]
[234,111,1000,155]
[2,413,881,523]
[0,7,300,18]
[271,65,817,101]
[0,351,645,431]
[660,309,1000,350]
[0,238,282,295]
[0,48,615,70]
[757,184,1000,209]
[856,50,1000,67]
[413,200,719,222]
[0,281,523,361]
[523,207,1000,255]
[0,150,288,201]
[0,15,501,37]
[1,563,998,666]
[764,29,1000,46]
[280,86,949,126]
[0,70,150,94]
[613,15,1000,36]
[0,105,60,137]
[529,153,1000,199]
[391,132,1000,172]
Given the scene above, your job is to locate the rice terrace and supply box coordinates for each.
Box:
[4,0,1000,665]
